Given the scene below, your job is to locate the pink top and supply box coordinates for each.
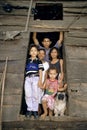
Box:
[45,79,58,96]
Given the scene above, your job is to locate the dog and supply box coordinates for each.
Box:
[54,92,66,117]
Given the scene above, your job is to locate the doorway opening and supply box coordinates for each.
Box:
[20,32,68,117]
[34,3,63,20]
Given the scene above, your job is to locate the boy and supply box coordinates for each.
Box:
[24,45,44,119]
[33,32,63,61]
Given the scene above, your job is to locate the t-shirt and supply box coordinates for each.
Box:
[25,57,44,76]
[45,79,58,96]
[42,61,49,83]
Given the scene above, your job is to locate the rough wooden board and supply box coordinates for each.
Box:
[3,95,22,105]
[0,37,29,60]
[68,83,87,101]
[65,46,87,59]
[0,60,26,74]
[70,17,87,29]
[0,3,87,17]
[5,0,32,7]
[66,31,87,38]
[68,97,87,117]
[64,36,87,46]
[5,0,87,7]
[0,15,87,30]
[2,120,87,130]
[0,39,29,50]
[0,26,24,31]
[0,15,27,26]
[2,105,20,122]
[0,50,27,61]
[4,73,24,93]
[29,16,87,30]
[66,59,87,81]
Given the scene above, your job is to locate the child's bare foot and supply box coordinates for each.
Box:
[40,113,47,120]
[49,110,53,120]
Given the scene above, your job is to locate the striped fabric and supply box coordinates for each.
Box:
[25,57,44,76]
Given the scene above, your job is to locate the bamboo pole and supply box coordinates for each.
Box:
[24,0,33,32]
[0,57,8,130]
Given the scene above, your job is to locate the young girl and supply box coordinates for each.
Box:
[49,47,64,82]
[41,67,58,120]
[24,45,44,119]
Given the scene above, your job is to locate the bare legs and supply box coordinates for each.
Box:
[40,100,47,119]
[41,100,53,120]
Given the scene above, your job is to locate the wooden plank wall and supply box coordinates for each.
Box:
[0,32,29,121]
[0,0,87,121]
[64,31,87,117]
[0,0,87,31]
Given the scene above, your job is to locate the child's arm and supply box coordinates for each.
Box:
[32,32,39,46]
[58,83,67,92]
[57,31,63,47]
[42,80,47,89]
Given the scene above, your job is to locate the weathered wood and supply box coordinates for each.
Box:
[64,36,87,46]
[6,0,87,8]
[3,95,21,105]
[0,38,29,60]
[66,59,87,82]
[0,50,27,61]
[65,46,87,59]
[0,60,26,74]
[4,73,24,94]
[2,120,87,130]
[2,105,20,121]
[0,16,87,31]
[66,31,87,38]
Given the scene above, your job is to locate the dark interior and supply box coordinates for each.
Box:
[34,3,63,20]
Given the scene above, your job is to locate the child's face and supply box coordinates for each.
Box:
[51,49,58,59]
[49,69,58,80]
[38,50,45,60]
[30,47,38,57]
[42,38,51,49]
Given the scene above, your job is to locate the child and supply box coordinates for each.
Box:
[24,45,44,119]
[38,49,49,115]
[33,32,63,62]
[41,67,58,120]
[49,47,64,82]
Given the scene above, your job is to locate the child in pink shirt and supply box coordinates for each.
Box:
[41,67,58,120]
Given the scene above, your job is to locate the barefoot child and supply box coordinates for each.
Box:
[41,67,58,119]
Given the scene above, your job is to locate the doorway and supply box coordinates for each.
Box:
[20,31,68,116]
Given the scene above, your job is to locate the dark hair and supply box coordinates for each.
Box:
[38,48,46,54]
[49,47,60,61]
[42,37,51,41]
[29,44,38,51]
[48,66,58,74]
